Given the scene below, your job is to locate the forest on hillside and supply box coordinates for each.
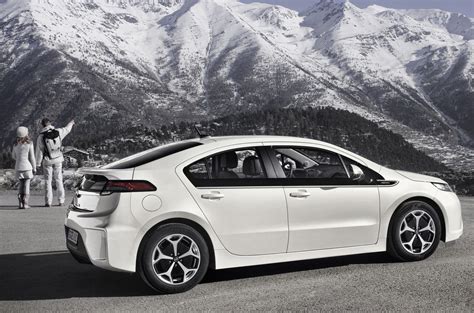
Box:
[74,107,448,172]
[0,107,454,172]
[2,107,473,194]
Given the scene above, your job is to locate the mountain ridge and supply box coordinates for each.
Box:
[0,0,472,170]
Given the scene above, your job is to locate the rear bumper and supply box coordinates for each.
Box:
[65,221,125,272]
[65,188,143,272]
[65,214,138,273]
[65,226,92,264]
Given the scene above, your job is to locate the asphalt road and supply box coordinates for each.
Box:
[0,191,473,312]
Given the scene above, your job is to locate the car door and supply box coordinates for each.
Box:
[181,146,288,256]
[266,145,380,252]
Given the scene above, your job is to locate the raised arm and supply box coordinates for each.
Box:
[58,120,75,140]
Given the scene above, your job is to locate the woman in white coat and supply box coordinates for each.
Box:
[12,126,36,209]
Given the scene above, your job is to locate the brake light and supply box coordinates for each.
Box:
[101,180,157,195]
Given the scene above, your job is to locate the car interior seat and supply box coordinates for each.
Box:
[216,151,239,179]
[242,155,264,178]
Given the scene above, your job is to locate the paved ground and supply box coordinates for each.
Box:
[0,190,473,312]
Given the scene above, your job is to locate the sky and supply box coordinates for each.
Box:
[240,0,474,17]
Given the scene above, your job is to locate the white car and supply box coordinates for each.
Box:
[65,136,463,293]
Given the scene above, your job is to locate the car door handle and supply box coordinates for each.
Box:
[289,190,311,198]
[201,193,225,200]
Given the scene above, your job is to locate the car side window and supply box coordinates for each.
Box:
[272,147,349,182]
[184,148,267,187]
[186,158,212,180]
[341,156,384,185]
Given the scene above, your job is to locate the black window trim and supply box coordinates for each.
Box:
[338,154,351,179]
[339,155,386,186]
[183,144,390,188]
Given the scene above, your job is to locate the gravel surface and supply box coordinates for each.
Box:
[0,191,473,312]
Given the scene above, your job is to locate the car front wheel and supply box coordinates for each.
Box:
[388,200,441,261]
[139,223,209,294]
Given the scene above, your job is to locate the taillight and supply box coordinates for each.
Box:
[101,180,157,195]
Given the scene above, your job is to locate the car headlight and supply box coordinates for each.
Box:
[432,182,453,192]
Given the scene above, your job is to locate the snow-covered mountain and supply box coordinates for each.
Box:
[0,0,473,169]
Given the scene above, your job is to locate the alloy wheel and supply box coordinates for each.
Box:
[152,234,201,285]
[399,209,436,255]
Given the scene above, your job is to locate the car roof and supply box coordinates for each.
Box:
[200,135,328,145]
[199,135,348,152]
[195,135,381,170]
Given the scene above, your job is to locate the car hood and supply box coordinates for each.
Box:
[396,170,445,184]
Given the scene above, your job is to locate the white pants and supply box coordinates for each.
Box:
[43,162,65,205]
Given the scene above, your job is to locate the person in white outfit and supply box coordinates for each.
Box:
[12,126,36,209]
[36,118,75,207]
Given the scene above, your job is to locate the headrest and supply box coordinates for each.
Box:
[243,156,263,176]
[219,151,238,169]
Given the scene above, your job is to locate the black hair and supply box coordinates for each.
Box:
[41,118,51,127]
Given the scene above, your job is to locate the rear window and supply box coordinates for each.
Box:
[105,141,202,169]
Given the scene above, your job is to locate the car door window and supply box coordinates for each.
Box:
[275,147,347,178]
[184,148,268,187]
[341,156,384,185]
[270,147,351,185]
[270,146,385,186]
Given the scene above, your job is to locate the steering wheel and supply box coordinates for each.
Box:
[282,162,294,178]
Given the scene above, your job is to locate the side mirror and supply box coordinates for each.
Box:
[350,164,365,182]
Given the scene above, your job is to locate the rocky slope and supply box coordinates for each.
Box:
[0,0,472,169]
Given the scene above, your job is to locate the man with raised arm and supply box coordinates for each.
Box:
[36,118,75,207]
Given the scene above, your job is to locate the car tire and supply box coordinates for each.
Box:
[138,223,209,294]
[388,200,441,262]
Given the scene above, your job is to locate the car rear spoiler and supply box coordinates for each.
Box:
[77,168,135,180]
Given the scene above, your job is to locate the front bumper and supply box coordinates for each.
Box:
[445,222,463,242]
[440,192,464,243]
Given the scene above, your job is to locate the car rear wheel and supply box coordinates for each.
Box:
[388,200,441,261]
[139,223,209,294]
